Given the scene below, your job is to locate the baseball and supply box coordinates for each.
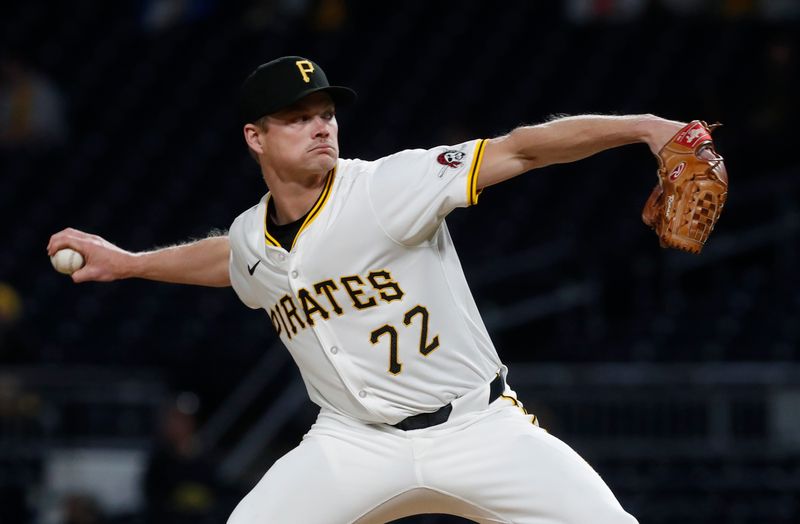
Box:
[50,248,85,275]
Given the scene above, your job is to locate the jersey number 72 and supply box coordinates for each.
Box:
[369,305,440,375]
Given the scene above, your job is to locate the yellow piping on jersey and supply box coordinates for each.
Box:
[263,167,336,249]
[292,167,335,249]
[467,139,487,206]
[263,199,281,247]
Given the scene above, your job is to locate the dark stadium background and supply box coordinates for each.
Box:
[1,1,798,523]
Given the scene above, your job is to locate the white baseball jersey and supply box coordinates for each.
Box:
[228,139,504,424]
[225,138,639,524]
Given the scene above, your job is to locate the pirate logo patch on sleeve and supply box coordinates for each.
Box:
[437,150,466,168]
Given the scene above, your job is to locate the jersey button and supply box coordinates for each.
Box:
[358,390,367,398]
[330,346,338,355]
[290,270,299,279]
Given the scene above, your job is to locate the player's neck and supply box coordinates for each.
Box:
[262,167,330,225]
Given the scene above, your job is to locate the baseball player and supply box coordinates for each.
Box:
[48,56,688,523]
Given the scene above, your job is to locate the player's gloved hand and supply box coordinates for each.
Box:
[47,228,135,283]
[641,120,728,254]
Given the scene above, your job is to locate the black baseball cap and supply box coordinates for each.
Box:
[238,56,357,125]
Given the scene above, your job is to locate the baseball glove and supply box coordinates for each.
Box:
[642,120,728,254]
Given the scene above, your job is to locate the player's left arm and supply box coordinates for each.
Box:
[477,114,686,189]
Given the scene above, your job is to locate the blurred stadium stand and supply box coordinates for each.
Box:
[1,0,799,522]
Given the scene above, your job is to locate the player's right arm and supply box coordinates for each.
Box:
[46,228,231,287]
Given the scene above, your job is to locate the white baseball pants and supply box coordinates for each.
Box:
[227,399,638,524]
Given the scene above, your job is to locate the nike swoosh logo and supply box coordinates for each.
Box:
[247,260,261,275]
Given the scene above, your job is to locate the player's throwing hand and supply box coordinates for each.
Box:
[47,228,133,283]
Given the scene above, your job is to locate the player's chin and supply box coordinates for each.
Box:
[309,150,338,171]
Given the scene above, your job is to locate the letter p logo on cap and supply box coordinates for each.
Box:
[295,60,315,83]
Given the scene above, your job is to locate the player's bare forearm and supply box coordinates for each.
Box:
[47,228,231,287]
[130,235,231,287]
[478,114,687,188]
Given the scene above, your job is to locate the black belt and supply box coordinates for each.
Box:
[392,374,504,431]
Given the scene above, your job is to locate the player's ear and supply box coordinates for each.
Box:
[243,123,266,155]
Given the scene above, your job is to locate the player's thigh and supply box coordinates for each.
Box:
[227,424,414,524]
[426,403,638,524]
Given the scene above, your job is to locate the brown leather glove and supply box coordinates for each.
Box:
[642,120,728,254]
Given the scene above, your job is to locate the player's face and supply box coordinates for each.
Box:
[262,92,339,175]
